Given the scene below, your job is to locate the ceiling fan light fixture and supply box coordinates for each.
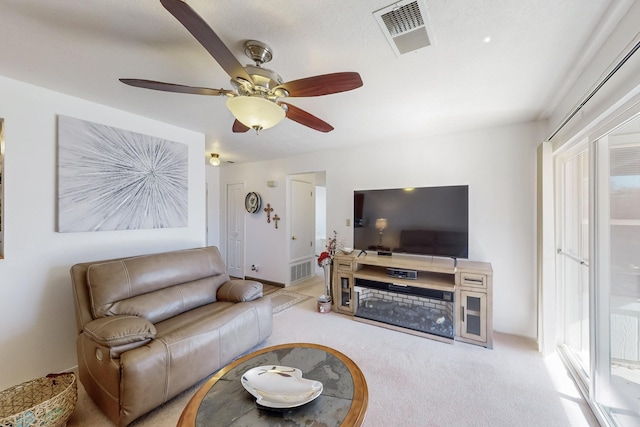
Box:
[209,153,221,166]
[121,5,361,135]
[226,96,286,132]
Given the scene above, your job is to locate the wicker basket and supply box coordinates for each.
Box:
[0,372,77,427]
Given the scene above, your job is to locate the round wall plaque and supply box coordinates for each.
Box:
[245,192,262,213]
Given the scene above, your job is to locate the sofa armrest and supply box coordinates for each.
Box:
[217,279,263,302]
[83,315,156,348]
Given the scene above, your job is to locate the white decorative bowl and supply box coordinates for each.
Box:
[241,366,323,408]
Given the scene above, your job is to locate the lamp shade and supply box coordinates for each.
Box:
[226,96,286,131]
[375,218,388,230]
[209,153,220,166]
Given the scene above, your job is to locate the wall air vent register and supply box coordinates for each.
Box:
[373,0,433,56]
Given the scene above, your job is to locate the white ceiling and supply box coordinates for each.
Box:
[0,0,618,164]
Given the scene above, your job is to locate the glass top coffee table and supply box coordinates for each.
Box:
[177,343,368,426]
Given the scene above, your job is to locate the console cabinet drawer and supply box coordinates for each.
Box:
[335,260,354,272]
[460,272,487,288]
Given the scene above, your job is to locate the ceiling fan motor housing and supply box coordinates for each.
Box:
[244,40,273,65]
[232,65,287,99]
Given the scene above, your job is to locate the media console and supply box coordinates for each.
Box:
[332,252,493,348]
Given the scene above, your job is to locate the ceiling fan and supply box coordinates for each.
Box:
[120,0,363,134]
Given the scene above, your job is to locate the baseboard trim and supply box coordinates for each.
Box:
[243,276,285,288]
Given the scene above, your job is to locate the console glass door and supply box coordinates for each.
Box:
[461,290,486,341]
[339,274,351,310]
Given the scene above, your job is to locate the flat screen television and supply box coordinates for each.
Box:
[353,185,469,259]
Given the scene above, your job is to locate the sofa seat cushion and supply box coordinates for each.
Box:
[84,315,156,347]
[153,299,271,370]
[153,301,236,338]
[119,299,272,407]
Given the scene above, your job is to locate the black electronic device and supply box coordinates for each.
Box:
[353,185,469,259]
[386,267,418,280]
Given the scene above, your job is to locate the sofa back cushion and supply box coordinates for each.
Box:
[87,247,230,323]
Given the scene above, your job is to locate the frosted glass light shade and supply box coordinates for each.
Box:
[209,153,220,166]
[376,218,388,230]
[226,96,286,131]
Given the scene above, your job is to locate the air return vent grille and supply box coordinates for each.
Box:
[373,0,432,56]
[381,2,424,36]
[290,260,312,283]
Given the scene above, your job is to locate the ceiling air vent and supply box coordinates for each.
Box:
[373,0,432,56]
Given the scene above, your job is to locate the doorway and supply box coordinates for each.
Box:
[226,182,245,278]
[315,177,327,277]
[0,118,3,259]
[288,172,326,284]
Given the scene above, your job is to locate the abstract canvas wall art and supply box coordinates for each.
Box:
[57,116,188,232]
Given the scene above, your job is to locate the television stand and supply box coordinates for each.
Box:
[332,252,493,348]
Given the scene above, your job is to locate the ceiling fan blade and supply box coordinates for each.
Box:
[280,102,334,133]
[274,72,363,97]
[120,78,232,96]
[232,120,250,133]
[160,0,253,83]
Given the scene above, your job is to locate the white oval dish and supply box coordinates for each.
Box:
[241,365,323,409]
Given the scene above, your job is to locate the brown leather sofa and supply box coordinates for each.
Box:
[70,246,273,426]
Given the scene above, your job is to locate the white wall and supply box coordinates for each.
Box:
[0,75,207,390]
[218,121,545,338]
[205,161,221,246]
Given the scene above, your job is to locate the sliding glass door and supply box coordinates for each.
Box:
[595,125,640,426]
[558,148,590,378]
[556,114,640,426]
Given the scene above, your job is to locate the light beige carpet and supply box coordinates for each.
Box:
[67,278,598,427]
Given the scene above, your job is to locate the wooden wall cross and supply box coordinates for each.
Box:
[273,214,280,229]
[264,203,273,223]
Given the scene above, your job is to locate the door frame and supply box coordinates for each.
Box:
[225,182,245,278]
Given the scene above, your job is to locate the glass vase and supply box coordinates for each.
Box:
[321,261,332,302]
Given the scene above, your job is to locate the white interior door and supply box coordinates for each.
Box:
[290,179,314,261]
[226,183,244,278]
